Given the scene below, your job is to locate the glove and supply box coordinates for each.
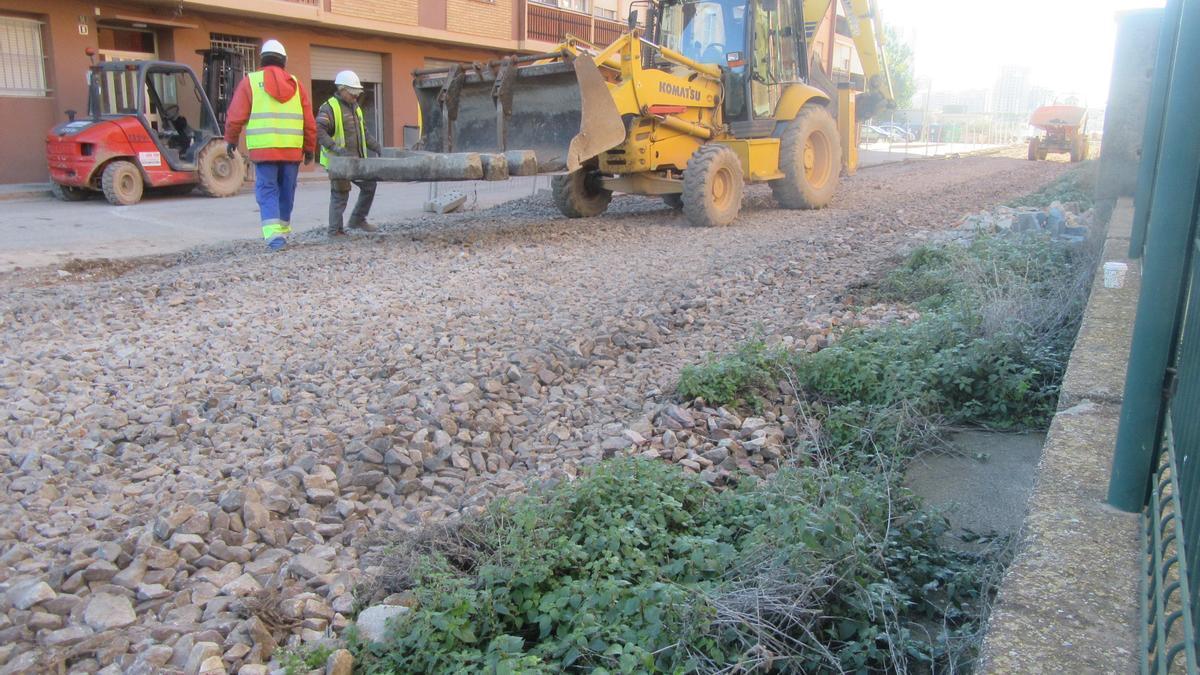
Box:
[226,142,237,159]
[303,151,314,165]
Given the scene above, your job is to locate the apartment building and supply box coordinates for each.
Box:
[0,0,633,183]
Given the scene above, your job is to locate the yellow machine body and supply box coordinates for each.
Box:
[410,0,894,224]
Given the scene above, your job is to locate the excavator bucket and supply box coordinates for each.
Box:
[413,54,625,174]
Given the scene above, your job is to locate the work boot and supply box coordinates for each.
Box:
[266,236,287,251]
[349,220,379,233]
[328,228,347,238]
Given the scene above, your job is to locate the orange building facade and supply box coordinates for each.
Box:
[0,0,629,183]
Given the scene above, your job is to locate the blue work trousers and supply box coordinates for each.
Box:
[254,161,300,240]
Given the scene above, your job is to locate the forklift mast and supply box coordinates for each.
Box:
[197,48,246,132]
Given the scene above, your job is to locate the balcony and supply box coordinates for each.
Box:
[525,2,625,47]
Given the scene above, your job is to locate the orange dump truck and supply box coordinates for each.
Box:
[1027,105,1089,162]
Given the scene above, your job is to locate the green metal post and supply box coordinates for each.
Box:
[1108,0,1200,512]
[1129,0,1183,258]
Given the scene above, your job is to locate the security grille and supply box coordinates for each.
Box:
[209,33,259,71]
[0,16,48,96]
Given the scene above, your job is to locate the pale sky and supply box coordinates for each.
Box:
[881,0,1166,107]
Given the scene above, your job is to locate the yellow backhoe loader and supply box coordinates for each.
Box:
[328,0,894,227]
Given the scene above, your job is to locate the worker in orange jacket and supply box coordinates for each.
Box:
[224,39,317,250]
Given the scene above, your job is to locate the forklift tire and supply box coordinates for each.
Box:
[1028,138,1040,161]
[552,169,612,218]
[101,161,144,206]
[196,142,247,198]
[50,182,90,202]
[662,193,684,211]
[683,144,744,227]
[771,104,841,210]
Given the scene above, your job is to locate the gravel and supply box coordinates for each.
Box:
[0,155,1068,673]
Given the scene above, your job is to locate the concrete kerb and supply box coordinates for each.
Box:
[0,173,333,202]
[0,184,52,201]
[979,198,1142,673]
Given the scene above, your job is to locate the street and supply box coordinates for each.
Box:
[0,147,1008,274]
[0,177,542,272]
[0,153,1071,672]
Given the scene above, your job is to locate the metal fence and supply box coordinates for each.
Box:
[1107,0,1200,672]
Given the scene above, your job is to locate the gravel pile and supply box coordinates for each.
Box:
[0,156,1067,674]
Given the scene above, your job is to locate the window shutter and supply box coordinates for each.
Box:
[0,16,48,96]
[310,46,383,83]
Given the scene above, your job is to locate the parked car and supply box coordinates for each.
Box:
[876,124,916,142]
[860,125,887,142]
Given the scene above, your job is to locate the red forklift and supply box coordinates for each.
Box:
[45,48,247,205]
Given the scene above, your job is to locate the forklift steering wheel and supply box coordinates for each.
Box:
[162,104,180,122]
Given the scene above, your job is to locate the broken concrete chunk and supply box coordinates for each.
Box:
[424,191,468,214]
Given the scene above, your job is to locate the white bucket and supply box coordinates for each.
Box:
[1103,261,1128,289]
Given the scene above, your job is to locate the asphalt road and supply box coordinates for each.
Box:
[0,145,1005,273]
[0,177,542,272]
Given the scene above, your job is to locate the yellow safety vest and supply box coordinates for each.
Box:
[319,96,368,167]
[245,70,305,151]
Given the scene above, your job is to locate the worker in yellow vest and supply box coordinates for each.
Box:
[316,70,381,237]
[224,39,317,250]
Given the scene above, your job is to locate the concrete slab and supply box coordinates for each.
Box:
[1060,201,1141,408]
[981,404,1140,674]
[905,430,1045,539]
[1061,312,1137,407]
[982,197,1142,673]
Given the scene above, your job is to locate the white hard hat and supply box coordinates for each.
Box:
[334,70,363,90]
[260,39,287,58]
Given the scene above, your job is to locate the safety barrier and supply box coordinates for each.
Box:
[1106,0,1200,672]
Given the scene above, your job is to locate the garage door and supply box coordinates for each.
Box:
[310,46,383,83]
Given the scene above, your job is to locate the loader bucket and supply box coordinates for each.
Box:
[413,55,625,174]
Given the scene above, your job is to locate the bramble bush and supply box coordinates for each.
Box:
[683,233,1092,432]
[1006,161,1096,209]
[351,181,1093,674]
[350,458,989,674]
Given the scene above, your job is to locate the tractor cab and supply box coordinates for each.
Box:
[47,54,245,205]
[655,0,807,130]
[85,60,222,170]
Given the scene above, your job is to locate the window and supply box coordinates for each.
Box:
[0,16,48,96]
[98,26,155,53]
[833,42,852,75]
[210,33,259,71]
[531,0,587,10]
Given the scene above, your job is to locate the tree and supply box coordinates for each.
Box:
[883,26,916,110]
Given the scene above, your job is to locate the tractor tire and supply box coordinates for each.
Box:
[50,182,90,202]
[552,169,611,218]
[1069,137,1085,163]
[682,144,744,227]
[101,160,144,206]
[196,141,246,198]
[770,104,841,209]
[1027,139,1039,161]
[662,193,684,211]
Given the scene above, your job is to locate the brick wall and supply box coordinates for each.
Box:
[447,0,512,40]
[331,0,417,25]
